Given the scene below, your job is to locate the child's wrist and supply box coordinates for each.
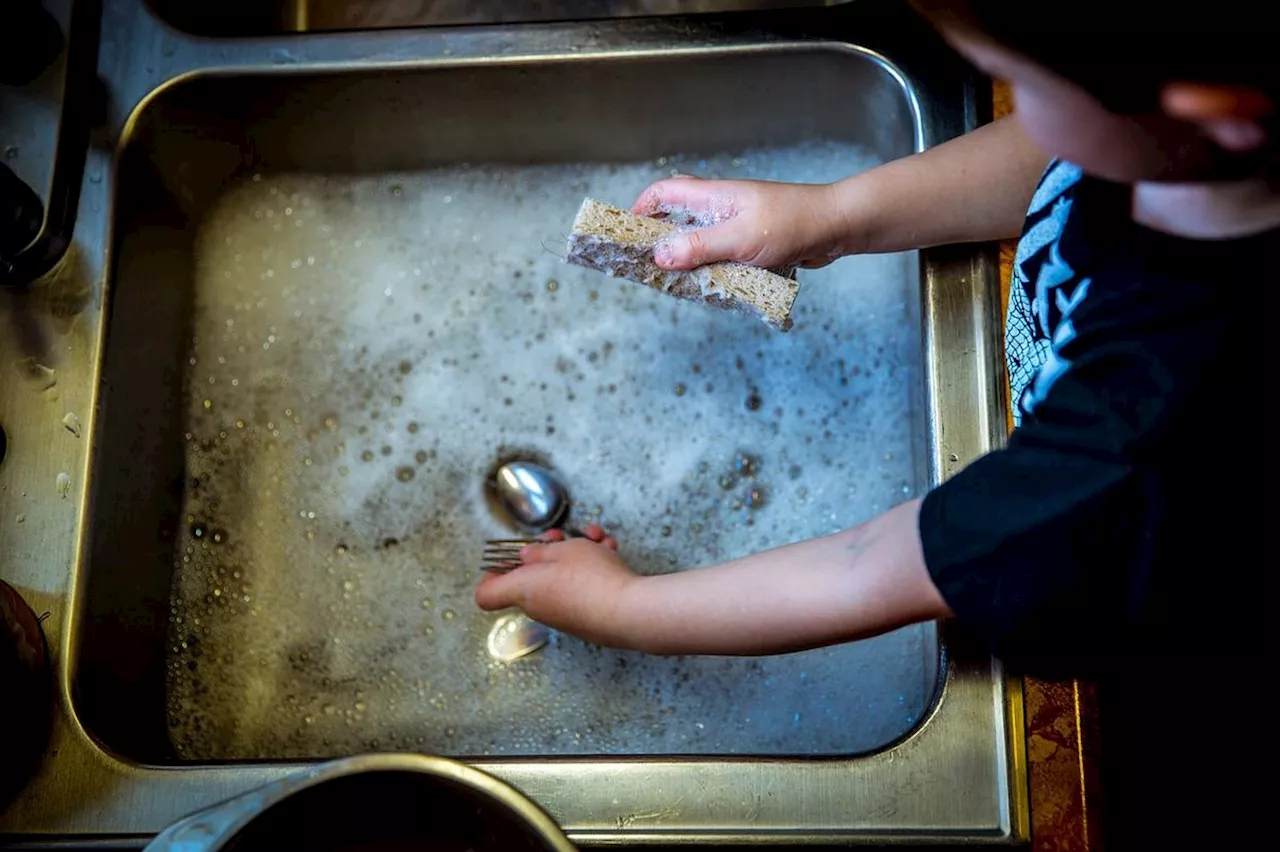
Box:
[827,175,877,256]
[611,574,667,654]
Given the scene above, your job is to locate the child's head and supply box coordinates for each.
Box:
[913,1,1277,183]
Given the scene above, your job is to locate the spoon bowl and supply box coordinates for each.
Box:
[490,460,569,532]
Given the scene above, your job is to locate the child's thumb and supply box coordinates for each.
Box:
[654,224,745,270]
[475,572,520,611]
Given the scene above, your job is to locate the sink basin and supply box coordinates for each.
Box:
[1,0,1020,842]
[78,47,937,764]
[147,0,855,35]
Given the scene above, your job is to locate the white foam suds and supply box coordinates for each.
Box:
[165,142,937,760]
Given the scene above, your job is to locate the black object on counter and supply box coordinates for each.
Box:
[1,0,101,288]
[0,0,64,85]
[0,580,52,806]
[1,163,46,262]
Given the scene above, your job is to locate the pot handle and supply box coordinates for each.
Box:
[0,0,102,288]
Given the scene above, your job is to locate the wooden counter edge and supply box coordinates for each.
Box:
[992,78,1105,852]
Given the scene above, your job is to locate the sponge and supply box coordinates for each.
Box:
[565,198,799,331]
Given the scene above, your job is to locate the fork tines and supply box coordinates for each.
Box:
[481,538,535,574]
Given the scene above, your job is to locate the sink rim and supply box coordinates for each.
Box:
[78,38,943,767]
[142,0,862,38]
[3,3,1023,844]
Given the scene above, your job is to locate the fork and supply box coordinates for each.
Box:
[481,528,584,574]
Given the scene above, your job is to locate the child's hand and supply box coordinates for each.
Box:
[475,501,945,656]
[475,525,642,648]
[633,176,851,271]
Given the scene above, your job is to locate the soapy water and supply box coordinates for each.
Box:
[164,141,938,760]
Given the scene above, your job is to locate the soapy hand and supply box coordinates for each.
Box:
[475,525,643,649]
[632,176,853,272]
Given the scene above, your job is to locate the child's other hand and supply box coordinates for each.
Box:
[475,525,641,648]
[633,176,851,271]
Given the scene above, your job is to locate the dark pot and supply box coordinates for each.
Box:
[143,754,577,852]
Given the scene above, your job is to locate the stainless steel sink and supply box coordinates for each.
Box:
[0,0,1020,845]
[86,51,943,765]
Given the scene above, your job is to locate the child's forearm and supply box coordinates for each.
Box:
[836,116,1049,255]
[617,499,952,655]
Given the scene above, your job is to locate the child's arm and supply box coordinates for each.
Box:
[636,115,1048,271]
[475,500,952,655]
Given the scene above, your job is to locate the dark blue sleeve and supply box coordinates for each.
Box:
[918,264,1244,672]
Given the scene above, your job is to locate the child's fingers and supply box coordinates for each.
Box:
[475,570,515,610]
[654,222,746,270]
[581,524,618,550]
[476,563,548,612]
[539,529,566,542]
[632,176,715,216]
[519,543,556,565]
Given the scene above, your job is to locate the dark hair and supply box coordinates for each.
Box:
[913,1,1280,113]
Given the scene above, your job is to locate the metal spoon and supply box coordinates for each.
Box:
[483,460,570,662]
[490,460,569,533]
[487,612,549,663]
[483,460,582,572]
